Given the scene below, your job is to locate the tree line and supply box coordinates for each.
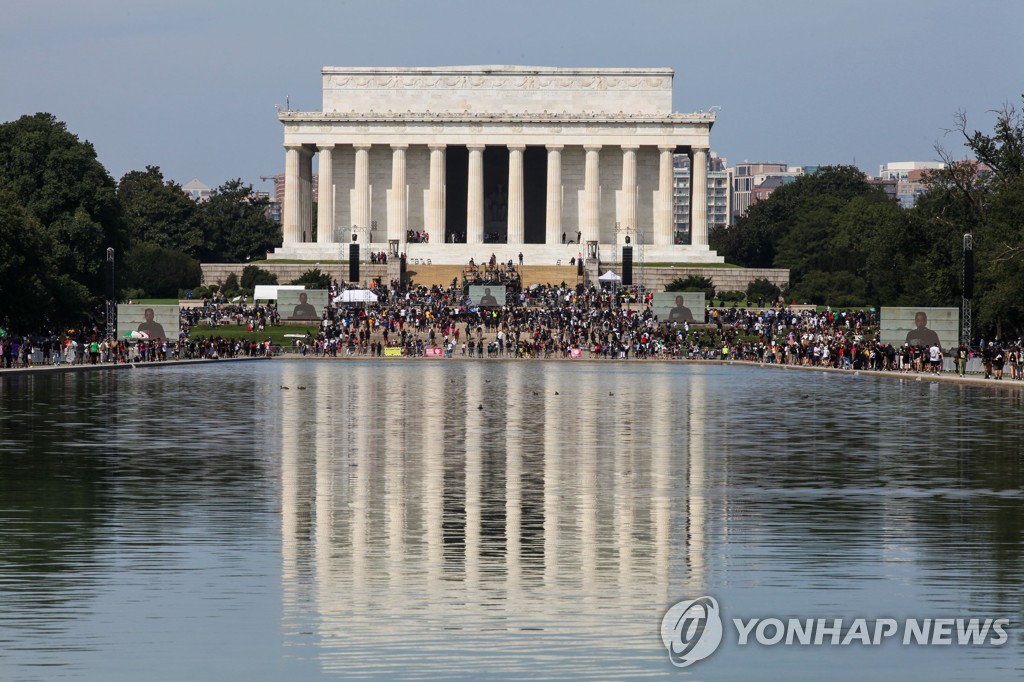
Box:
[0,113,279,331]
[710,96,1024,340]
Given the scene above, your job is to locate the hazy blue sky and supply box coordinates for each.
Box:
[4,0,1022,189]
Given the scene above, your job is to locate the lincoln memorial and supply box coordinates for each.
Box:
[272,65,724,265]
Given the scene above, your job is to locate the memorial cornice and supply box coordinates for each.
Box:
[279,111,715,125]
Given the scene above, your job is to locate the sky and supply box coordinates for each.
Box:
[3,0,1022,190]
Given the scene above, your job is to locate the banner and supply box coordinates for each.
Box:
[570,348,583,358]
[424,347,443,357]
[384,346,403,357]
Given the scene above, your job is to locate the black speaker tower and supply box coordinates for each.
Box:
[349,244,359,282]
[622,246,633,286]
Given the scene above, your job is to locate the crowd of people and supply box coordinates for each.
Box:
[3,271,1023,380]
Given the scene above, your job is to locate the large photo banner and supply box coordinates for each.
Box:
[880,307,960,349]
[469,285,507,307]
[279,289,328,321]
[117,304,180,341]
[653,292,705,324]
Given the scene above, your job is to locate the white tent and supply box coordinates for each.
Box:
[253,284,305,301]
[598,270,621,282]
[333,289,378,303]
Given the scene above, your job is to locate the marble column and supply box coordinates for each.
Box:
[390,144,408,251]
[316,144,334,243]
[352,144,371,242]
[507,145,525,245]
[691,146,709,247]
[545,145,563,246]
[298,147,313,242]
[583,145,601,246]
[656,145,675,246]
[467,145,485,244]
[427,144,446,244]
[621,145,638,243]
[283,144,302,244]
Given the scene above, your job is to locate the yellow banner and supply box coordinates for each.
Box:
[384,346,403,357]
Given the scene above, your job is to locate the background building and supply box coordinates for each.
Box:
[878,161,944,208]
[673,152,731,243]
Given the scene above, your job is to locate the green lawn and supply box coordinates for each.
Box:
[187,324,320,346]
[135,298,180,305]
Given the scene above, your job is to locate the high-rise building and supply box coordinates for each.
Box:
[730,162,789,219]
[673,152,731,243]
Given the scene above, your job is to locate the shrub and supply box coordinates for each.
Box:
[241,265,278,290]
[666,275,716,302]
[746,278,782,303]
[290,268,332,289]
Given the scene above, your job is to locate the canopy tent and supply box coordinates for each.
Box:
[333,289,378,304]
[253,284,305,301]
[598,270,622,282]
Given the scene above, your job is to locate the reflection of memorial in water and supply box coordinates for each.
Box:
[275,363,711,675]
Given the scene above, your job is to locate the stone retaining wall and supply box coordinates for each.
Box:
[201,262,789,292]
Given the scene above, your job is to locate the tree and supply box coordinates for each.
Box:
[240,265,278,290]
[200,179,280,262]
[0,188,58,330]
[290,268,332,289]
[123,243,202,298]
[665,275,715,301]
[0,113,127,322]
[921,96,1024,338]
[118,166,203,257]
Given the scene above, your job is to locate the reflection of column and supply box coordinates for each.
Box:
[545,145,563,246]
[621,145,638,239]
[687,374,707,591]
[505,368,524,596]
[390,144,408,251]
[283,144,301,244]
[427,144,446,244]
[353,144,371,240]
[655,145,675,246]
[614,419,634,590]
[650,370,674,601]
[423,379,445,596]
[543,369,562,589]
[385,398,405,591]
[467,145,485,244]
[280,365,300,600]
[579,376,599,591]
[464,366,483,595]
[583,145,601,245]
[507,145,525,245]
[317,144,334,243]
[691,146,709,247]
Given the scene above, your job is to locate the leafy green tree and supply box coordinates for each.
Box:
[123,243,202,298]
[118,166,203,256]
[0,113,127,321]
[920,97,1024,338]
[200,179,280,262]
[0,188,57,330]
[290,268,332,289]
[746,278,781,303]
[240,265,278,290]
[665,275,715,301]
